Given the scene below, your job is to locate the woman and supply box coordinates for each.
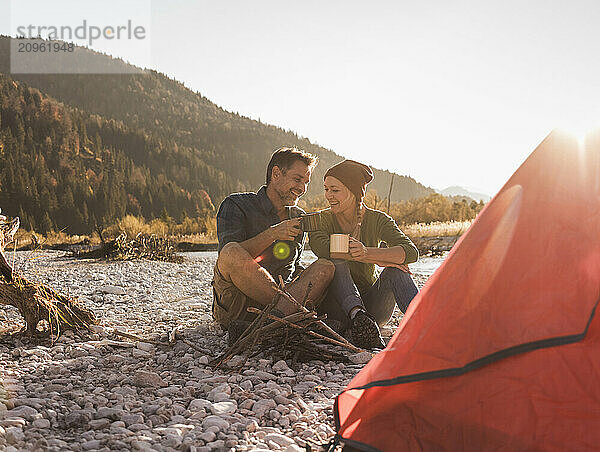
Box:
[309,160,419,349]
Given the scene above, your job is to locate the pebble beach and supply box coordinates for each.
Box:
[0,251,436,452]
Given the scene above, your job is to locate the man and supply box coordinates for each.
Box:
[212,147,334,341]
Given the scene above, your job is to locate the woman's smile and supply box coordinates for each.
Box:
[324,176,355,215]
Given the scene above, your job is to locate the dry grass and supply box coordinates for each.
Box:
[104,215,158,238]
[13,216,467,246]
[403,220,473,238]
[13,215,218,248]
[13,229,99,248]
[171,233,216,244]
[104,215,217,243]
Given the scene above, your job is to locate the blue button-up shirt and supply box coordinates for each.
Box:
[216,186,305,282]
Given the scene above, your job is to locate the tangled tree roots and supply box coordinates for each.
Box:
[0,276,98,335]
[1,209,97,336]
[76,232,183,263]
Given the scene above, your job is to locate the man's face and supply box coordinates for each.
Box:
[270,160,312,206]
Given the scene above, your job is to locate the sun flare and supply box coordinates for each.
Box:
[557,119,600,145]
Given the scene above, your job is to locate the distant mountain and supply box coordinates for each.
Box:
[0,35,434,233]
[438,186,491,203]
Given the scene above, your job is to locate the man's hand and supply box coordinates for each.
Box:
[269,218,302,242]
[237,218,301,258]
[349,237,368,261]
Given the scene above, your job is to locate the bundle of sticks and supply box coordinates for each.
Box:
[211,277,364,368]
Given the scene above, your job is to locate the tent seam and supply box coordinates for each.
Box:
[345,295,598,392]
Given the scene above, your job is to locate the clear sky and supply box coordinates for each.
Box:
[4,0,600,195]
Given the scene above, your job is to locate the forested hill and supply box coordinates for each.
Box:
[0,36,433,234]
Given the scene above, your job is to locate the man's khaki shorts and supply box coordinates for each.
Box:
[212,264,262,329]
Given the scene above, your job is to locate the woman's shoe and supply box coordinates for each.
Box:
[323,318,345,335]
[350,311,385,350]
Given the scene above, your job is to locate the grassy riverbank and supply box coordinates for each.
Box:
[12,219,472,255]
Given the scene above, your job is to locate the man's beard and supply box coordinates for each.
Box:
[278,187,299,206]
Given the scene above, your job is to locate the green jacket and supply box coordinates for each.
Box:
[309,207,419,293]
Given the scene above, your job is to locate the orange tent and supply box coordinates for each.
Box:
[334,131,600,451]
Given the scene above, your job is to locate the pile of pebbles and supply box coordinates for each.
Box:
[0,251,431,451]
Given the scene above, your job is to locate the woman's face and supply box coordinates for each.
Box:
[324,176,356,215]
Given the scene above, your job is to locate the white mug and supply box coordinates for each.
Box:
[330,233,350,258]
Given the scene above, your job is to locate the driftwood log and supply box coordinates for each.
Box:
[0,211,97,335]
[75,232,182,263]
[411,235,460,256]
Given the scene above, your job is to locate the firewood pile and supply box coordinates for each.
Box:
[0,209,97,336]
[212,278,364,368]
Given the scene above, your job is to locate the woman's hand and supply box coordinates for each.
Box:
[385,262,412,273]
[347,239,412,273]
[348,237,368,261]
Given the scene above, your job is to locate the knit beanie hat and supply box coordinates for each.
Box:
[324,160,374,203]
